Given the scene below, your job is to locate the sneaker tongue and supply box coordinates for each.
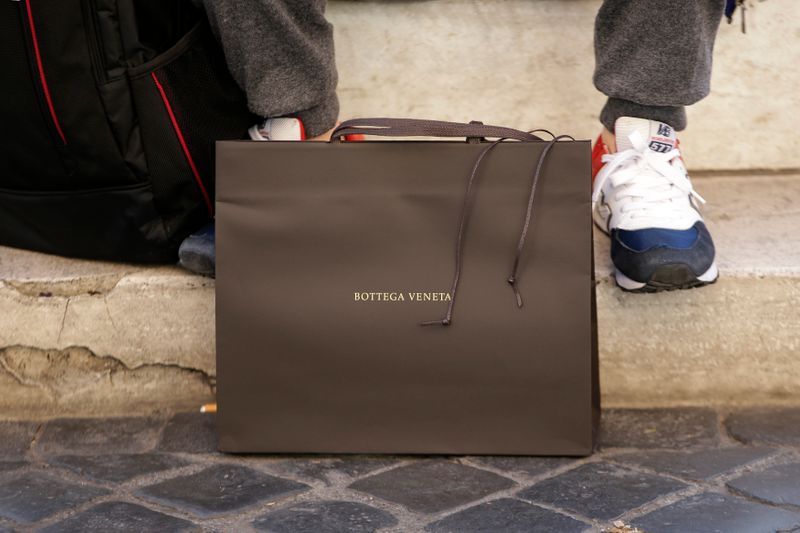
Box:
[614,117,677,153]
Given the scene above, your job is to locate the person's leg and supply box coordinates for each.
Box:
[180,0,339,276]
[594,0,725,136]
[197,0,339,139]
[591,1,724,292]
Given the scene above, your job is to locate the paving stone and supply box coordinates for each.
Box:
[349,460,515,514]
[39,502,198,533]
[726,408,800,445]
[271,456,401,483]
[0,461,27,473]
[50,453,189,483]
[0,472,109,523]
[137,464,308,517]
[727,462,800,507]
[0,421,39,458]
[633,492,800,533]
[468,457,577,478]
[600,408,719,449]
[613,447,775,481]
[158,412,217,454]
[517,462,687,521]
[36,417,162,455]
[4,408,800,532]
[426,498,589,533]
[252,500,397,533]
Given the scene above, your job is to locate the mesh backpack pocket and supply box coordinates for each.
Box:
[129,21,257,248]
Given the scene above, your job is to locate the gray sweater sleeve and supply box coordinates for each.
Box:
[195,0,339,137]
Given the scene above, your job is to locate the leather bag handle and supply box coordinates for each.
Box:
[331,118,544,142]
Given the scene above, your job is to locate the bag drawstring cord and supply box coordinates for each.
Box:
[507,135,574,309]
[422,133,574,327]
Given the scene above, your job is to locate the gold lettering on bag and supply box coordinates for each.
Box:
[353,291,451,302]
[407,292,451,302]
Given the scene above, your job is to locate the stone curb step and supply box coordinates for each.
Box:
[1,174,798,418]
[597,174,800,407]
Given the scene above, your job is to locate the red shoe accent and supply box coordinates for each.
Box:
[343,134,365,142]
[591,134,609,182]
[296,118,307,140]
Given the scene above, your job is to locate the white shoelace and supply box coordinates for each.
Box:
[592,131,706,226]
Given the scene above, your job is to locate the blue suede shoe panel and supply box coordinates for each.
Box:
[616,226,698,252]
[611,222,715,283]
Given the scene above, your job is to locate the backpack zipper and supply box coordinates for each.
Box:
[19,0,67,145]
[81,0,109,85]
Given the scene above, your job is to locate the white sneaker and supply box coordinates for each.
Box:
[248,117,306,141]
[592,117,718,292]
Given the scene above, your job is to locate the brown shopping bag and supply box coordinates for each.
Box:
[215,118,598,455]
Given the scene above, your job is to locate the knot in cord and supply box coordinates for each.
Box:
[507,276,523,308]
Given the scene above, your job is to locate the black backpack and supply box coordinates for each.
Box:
[0,0,256,262]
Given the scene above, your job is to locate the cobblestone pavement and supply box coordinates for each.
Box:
[1,408,800,533]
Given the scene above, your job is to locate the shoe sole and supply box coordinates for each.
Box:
[593,207,719,293]
[178,250,215,278]
[615,263,718,293]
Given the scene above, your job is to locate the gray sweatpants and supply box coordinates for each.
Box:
[197,0,338,137]
[197,0,725,136]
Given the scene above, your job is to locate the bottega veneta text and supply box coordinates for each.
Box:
[354,292,452,302]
